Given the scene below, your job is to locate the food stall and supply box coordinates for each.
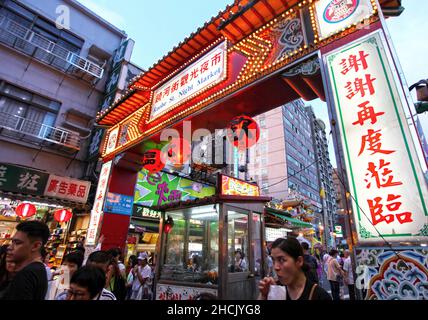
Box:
[154,174,271,300]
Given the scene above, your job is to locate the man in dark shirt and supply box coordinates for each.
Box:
[2,220,50,300]
[301,242,319,284]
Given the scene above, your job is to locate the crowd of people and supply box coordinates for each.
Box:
[0,220,355,301]
[0,220,154,300]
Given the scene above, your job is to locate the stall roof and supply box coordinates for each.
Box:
[265,207,313,228]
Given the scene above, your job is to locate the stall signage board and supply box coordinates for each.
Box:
[87,161,113,245]
[334,225,343,238]
[134,169,216,207]
[44,175,91,204]
[315,0,374,39]
[150,41,227,121]
[0,163,49,196]
[104,192,133,216]
[220,175,260,197]
[105,127,119,155]
[265,227,288,242]
[325,31,428,243]
[132,205,161,220]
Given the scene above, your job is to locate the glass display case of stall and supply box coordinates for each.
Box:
[155,175,271,300]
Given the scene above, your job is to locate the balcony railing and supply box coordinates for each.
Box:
[0,111,80,151]
[0,14,104,79]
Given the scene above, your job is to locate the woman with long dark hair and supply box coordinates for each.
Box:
[258,237,331,300]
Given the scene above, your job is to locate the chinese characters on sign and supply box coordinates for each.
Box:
[132,205,161,220]
[221,175,260,197]
[150,41,227,121]
[134,169,216,207]
[325,31,428,243]
[104,192,133,216]
[87,161,113,245]
[0,163,49,195]
[44,175,90,204]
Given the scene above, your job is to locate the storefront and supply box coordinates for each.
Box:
[0,163,91,266]
[125,205,162,264]
[264,206,316,246]
[154,174,270,300]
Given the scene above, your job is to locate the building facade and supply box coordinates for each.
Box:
[248,100,322,208]
[0,0,135,252]
[306,106,336,247]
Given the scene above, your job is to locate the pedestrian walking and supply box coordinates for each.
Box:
[125,255,138,300]
[343,250,355,300]
[1,221,50,300]
[301,242,319,284]
[327,249,345,301]
[85,250,117,300]
[50,251,84,300]
[258,238,331,300]
[0,246,16,299]
[65,266,113,300]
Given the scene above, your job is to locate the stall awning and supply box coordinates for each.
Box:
[265,207,314,229]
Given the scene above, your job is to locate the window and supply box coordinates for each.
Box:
[0,81,60,137]
[0,1,84,71]
[259,118,266,128]
[261,157,268,166]
[160,205,219,285]
[228,211,249,273]
[283,116,292,128]
[261,168,268,176]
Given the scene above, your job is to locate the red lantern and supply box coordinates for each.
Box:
[142,149,166,173]
[15,203,37,218]
[163,138,191,168]
[164,216,174,234]
[54,209,72,223]
[227,115,260,150]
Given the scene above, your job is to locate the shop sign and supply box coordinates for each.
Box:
[220,175,260,197]
[132,205,161,220]
[150,41,227,121]
[325,31,428,243]
[87,161,113,245]
[112,39,134,70]
[315,0,374,39]
[265,227,289,242]
[100,91,120,112]
[104,192,133,216]
[134,169,216,207]
[334,225,343,237]
[105,127,119,155]
[87,128,104,160]
[0,163,49,196]
[44,175,90,204]
[156,284,217,300]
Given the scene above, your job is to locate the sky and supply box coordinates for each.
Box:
[77,0,428,168]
